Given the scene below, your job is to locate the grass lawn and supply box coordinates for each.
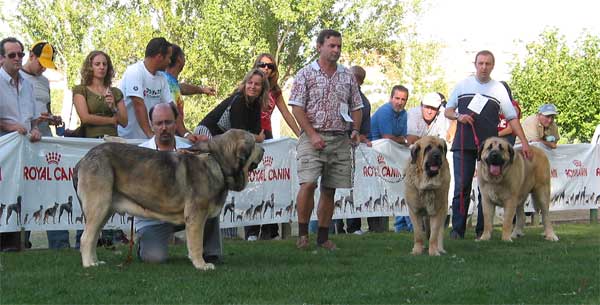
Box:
[1,223,599,304]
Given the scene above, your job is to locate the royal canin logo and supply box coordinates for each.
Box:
[262,155,273,167]
[377,154,386,165]
[45,152,61,165]
[572,160,583,167]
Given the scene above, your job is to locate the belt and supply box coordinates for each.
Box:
[317,130,348,136]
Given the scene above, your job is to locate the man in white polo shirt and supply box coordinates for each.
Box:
[406,92,451,144]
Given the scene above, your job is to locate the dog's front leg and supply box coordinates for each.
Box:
[185,205,214,271]
[479,196,495,241]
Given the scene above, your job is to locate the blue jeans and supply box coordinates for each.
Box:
[451,150,483,237]
[47,230,70,249]
[394,216,413,232]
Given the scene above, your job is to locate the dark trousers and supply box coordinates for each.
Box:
[346,218,362,233]
[244,224,279,240]
[451,150,483,237]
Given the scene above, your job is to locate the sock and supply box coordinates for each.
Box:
[298,223,308,237]
[317,227,329,245]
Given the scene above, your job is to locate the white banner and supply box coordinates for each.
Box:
[1,133,598,232]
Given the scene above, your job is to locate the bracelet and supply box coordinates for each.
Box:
[183,132,191,138]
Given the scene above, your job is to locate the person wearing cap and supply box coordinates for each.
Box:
[444,50,531,240]
[0,37,39,251]
[20,41,70,248]
[20,41,62,138]
[519,103,560,149]
[406,92,451,145]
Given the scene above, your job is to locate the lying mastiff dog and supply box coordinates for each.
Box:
[74,129,264,270]
[477,137,558,242]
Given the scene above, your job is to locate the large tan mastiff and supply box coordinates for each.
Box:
[73,129,264,270]
[477,137,558,242]
[405,136,451,256]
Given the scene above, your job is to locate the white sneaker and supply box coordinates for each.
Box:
[353,229,365,235]
[247,235,258,241]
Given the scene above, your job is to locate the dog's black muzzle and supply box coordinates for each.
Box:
[425,150,443,177]
[485,150,505,166]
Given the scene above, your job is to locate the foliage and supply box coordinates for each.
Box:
[1,224,599,304]
[510,29,600,143]
[5,0,445,131]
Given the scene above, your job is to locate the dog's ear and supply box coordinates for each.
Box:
[183,140,211,154]
[441,140,447,155]
[508,143,515,163]
[477,141,485,161]
[410,143,420,164]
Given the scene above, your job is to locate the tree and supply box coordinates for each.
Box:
[510,29,600,143]
[6,0,443,131]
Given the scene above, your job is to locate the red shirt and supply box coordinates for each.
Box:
[261,90,280,132]
[498,100,522,132]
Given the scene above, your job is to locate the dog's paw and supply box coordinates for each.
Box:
[511,231,525,239]
[501,237,513,242]
[477,233,491,241]
[545,234,559,242]
[428,249,441,256]
[438,248,447,255]
[194,262,215,271]
[411,247,424,255]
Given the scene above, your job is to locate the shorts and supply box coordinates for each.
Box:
[296,131,353,189]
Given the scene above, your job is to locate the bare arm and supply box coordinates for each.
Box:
[498,124,513,137]
[73,93,118,126]
[382,134,408,145]
[275,95,301,137]
[131,96,153,137]
[350,109,362,145]
[406,135,420,145]
[115,98,128,127]
[180,83,216,96]
[508,118,532,158]
[292,105,324,150]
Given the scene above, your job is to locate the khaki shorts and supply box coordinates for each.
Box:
[296,131,353,189]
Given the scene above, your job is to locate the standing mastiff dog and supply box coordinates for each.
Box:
[74,129,264,270]
[405,136,451,256]
[477,137,558,242]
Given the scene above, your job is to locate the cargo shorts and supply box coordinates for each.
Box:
[296,131,353,189]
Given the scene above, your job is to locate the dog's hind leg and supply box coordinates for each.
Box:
[78,185,113,267]
[532,187,558,241]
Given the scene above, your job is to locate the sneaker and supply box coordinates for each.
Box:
[247,235,258,242]
[317,240,337,251]
[296,235,309,249]
[353,229,365,235]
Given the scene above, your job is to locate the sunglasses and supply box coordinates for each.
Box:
[6,52,25,59]
[257,62,275,70]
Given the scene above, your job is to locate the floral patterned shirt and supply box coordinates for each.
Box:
[288,61,363,132]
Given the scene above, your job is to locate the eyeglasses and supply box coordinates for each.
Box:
[153,120,175,128]
[257,62,275,70]
[6,52,25,59]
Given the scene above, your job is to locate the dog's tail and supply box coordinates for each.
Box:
[71,161,85,218]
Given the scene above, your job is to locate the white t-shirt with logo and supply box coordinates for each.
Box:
[118,61,172,139]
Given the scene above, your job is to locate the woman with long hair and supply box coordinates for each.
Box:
[253,53,300,138]
[73,50,127,138]
[243,53,301,241]
[72,50,128,247]
[198,68,269,143]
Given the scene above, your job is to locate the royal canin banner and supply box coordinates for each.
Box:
[0,132,599,232]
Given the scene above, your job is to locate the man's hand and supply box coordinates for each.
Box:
[457,113,474,125]
[310,132,325,150]
[520,141,532,160]
[29,127,41,142]
[186,133,209,143]
[201,86,216,96]
[350,130,360,146]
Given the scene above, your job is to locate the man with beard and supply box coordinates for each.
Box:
[135,103,222,264]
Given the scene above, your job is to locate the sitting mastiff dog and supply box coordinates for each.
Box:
[405,136,451,256]
[73,129,264,270]
[477,137,558,242]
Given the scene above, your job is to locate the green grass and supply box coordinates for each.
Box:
[1,224,599,304]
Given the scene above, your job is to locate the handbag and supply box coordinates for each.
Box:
[217,95,239,132]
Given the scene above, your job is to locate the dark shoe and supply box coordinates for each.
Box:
[317,240,337,251]
[450,230,464,240]
[296,235,309,249]
[203,255,223,265]
[476,231,483,240]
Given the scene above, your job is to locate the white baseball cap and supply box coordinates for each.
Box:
[422,92,442,108]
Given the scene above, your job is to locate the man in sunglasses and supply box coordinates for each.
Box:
[0,37,41,142]
[0,37,40,252]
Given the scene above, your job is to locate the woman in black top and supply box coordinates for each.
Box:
[198,68,269,143]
